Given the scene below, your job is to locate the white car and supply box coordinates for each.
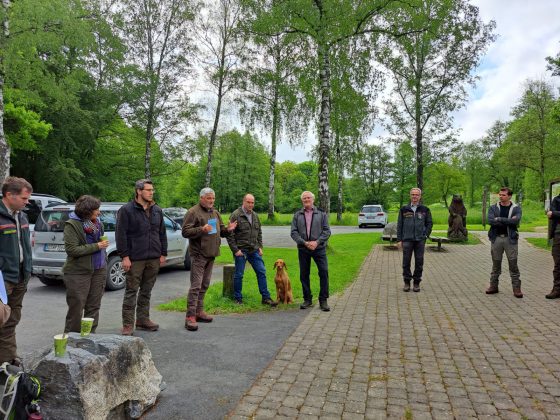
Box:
[0,192,66,231]
[32,203,190,290]
[358,205,388,228]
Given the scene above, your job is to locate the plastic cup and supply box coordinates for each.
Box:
[100,235,108,242]
[80,317,94,336]
[54,334,68,357]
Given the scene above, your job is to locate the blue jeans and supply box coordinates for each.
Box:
[234,250,271,300]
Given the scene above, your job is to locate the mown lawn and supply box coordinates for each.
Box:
[158,233,382,314]
[525,237,552,251]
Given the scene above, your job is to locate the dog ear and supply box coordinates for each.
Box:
[273,260,278,269]
[283,262,287,270]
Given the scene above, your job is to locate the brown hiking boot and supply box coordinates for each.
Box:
[513,288,523,298]
[545,288,560,299]
[196,311,213,323]
[185,316,198,331]
[135,319,159,331]
[403,283,411,292]
[485,285,499,294]
[121,325,134,336]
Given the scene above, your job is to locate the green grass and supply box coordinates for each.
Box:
[158,233,382,314]
[525,237,552,250]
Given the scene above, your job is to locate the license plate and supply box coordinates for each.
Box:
[367,215,376,219]
[45,244,65,252]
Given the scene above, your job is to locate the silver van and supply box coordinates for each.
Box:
[32,203,190,290]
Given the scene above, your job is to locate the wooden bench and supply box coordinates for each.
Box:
[429,236,450,252]
[382,235,398,249]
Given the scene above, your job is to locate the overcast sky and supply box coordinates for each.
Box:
[208,1,560,163]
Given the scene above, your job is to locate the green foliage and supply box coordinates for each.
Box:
[3,102,51,151]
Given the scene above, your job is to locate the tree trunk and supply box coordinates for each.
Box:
[0,0,10,182]
[335,134,342,221]
[317,44,331,213]
[205,91,222,187]
[144,112,153,179]
[267,83,280,220]
[415,102,423,191]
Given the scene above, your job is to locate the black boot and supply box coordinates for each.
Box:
[545,288,560,299]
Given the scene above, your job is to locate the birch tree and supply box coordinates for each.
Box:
[380,0,495,190]
[117,0,196,179]
[0,0,10,181]
[197,0,246,186]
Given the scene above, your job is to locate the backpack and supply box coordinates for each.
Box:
[0,363,41,420]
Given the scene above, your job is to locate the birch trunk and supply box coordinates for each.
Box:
[317,44,331,213]
[0,0,10,182]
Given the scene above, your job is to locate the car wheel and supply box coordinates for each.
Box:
[106,255,126,291]
[358,224,363,229]
[37,276,63,287]
[184,249,191,271]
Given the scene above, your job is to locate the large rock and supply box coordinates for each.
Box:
[27,333,162,420]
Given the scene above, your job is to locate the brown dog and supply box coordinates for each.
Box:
[273,259,294,305]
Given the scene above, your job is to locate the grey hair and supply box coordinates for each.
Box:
[200,187,215,197]
[301,191,315,200]
[410,187,422,194]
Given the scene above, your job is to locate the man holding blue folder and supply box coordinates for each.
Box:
[0,177,33,365]
[182,188,237,331]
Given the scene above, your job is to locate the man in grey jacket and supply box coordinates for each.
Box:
[291,191,331,311]
[486,187,523,298]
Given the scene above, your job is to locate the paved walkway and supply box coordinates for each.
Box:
[228,235,560,419]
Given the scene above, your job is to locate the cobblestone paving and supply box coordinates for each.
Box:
[228,235,560,419]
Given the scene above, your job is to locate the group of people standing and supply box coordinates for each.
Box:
[396,186,560,300]
[2,175,559,368]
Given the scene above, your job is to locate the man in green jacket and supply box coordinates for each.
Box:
[227,194,276,306]
[0,177,33,366]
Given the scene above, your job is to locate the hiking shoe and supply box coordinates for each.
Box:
[135,319,159,331]
[300,300,313,309]
[196,311,213,323]
[10,357,22,368]
[485,285,499,294]
[513,288,524,298]
[185,316,198,331]
[121,325,134,336]
[262,298,278,307]
[413,283,420,292]
[319,300,330,312]
[545,288,560,299]
[403,283,411,292]
[233,298,243,305]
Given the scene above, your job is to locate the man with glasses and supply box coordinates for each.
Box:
[116,179,168,335]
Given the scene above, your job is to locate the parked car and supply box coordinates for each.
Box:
[0,192,66,230]
[32,202,191,291]
[358,204,388,228]
[163,207,188,225]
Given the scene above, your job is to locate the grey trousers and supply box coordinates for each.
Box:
[490,236,521,288]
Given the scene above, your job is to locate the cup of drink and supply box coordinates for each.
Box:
[81,317,94,336]
[100,235,108,242]
[54,334,68,357]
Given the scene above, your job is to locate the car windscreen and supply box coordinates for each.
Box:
[35,209,119,232]
[362,206,381,213]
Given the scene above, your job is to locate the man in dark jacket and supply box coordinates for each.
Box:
[486,187,523,298]
[227,194,275,306]
[116,179,168,336]
[0,176,33,366]
[182,188,237,331]
[291,191,331,311]
[545,192,560,299]
[397,188,433,292]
